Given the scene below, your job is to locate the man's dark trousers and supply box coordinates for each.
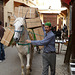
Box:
[0,43,5,60]
[42,52,56,75]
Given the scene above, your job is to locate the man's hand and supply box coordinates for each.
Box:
[26,40,31,43]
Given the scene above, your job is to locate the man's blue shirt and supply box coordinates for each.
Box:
[31,30,56,53]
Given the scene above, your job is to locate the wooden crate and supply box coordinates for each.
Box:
[33,27,44,49]
[27,29,34,40]
[14,6,38,18]
[9,6,38,25]
[9,16,15,25]
[1,26,14,46]
[26,17,42,29]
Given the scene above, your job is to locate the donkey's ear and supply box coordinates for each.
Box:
[23,9,29,19]
[23,15,26,20]
[13,14,17,19]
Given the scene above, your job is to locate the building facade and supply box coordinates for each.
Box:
[4,0,68,31]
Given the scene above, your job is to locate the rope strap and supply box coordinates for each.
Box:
[28,31,44,37]
[17,43,31,46]
[16,43,31,54]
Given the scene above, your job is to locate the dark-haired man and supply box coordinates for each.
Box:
[26,22,56,75]
[0,21,5,62]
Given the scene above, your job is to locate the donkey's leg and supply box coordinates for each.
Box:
[18,53,25,75]
[26,54,30,75]
[36,46,40,54]
[30,45,34,72]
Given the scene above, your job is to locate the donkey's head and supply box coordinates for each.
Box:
[13,17,26,42]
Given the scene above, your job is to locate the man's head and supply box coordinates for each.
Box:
[45,22,51,33]
[0,21,2,25]
[42,22,45,27]
[64,24,66,26]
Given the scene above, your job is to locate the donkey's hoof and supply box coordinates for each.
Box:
[30,68,32,72]
[26,70,30,75]
[38,51,40,54]
[21,72,24,75]
[26,72,30,75]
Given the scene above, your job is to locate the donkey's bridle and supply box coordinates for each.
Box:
[14,26,24,33]
[14,25,24,39]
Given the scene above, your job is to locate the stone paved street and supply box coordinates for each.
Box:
[0,44,70,75]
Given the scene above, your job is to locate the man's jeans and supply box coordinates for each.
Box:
[0,42,5,60]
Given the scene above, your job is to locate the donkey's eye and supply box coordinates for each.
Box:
[21,25,24,27]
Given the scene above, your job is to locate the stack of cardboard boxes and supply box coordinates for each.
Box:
[1,6,44,49]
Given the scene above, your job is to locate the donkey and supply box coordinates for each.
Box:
[13,16,34,75]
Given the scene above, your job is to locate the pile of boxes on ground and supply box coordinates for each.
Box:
[1,6,44,49]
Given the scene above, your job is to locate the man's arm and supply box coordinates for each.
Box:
[26,35,54,46]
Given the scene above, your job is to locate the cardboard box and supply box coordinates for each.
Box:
[33,27,44,49]
[1,26,14,46]
[26,17,42,29]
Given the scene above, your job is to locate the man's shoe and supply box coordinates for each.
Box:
[0,60,2,63]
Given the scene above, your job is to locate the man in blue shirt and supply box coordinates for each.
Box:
[26,22,56,75]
